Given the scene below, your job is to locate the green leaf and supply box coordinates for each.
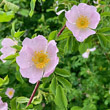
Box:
[101,12,110,17]
[79,43,89,54]
[71,106,82,110]
[55,67,70,77]
[0,11,14,22]
[17,97,29,104]
[82,104,97,110]
[4,0,19,12]
[14,31,25,38]
[29,0,36,17]
[15,72,24,84]
[10,97,17,110]
[3,75,9,85]
[12,45,22,51]
[49,77,57,95]
[48,30,57,41]
[56,76,72,91]
[55,85,68,110]
[4,54,17,60]
[0,78,3,87]
[98,34,110,48]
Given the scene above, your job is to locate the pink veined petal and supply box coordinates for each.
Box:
[20,66,43,84]
[16,46,34,69]
[43,57,59,77]
[66,21,80,37]
[89,47,96,52]
[0,97,8,110]
[22,35,48,52]
[46,40,58,60]
[78,3,96,17]
[82,52,90,58]
[65,5,79,23]
[89,11,100,29]
[0,47,16,55]
[75,28,96,42]
[0,47,16,63]
[1,38,17,47]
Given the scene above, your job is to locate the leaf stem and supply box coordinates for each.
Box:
[57,24,66,37]
[27,81,40,106]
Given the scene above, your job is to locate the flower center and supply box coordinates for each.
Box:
[86,49,90,53]
[9,91,13,96]
[32,51,50,69]
[76,15,89,29]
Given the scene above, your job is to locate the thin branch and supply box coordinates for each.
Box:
[27,81,40,106]
[57,24,66,37]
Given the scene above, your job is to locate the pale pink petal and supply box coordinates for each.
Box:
[46,40,58,60]
[0,47,16,55]
[0,47,16,62]
[56,10,65,15]
[16,46,34,69]
[43,57,59,77]
[89,47,96,52]
[22,35,47,52]
[0,97,8,110]
[65,5,79,23]
[75,28,96,42]
[66,21,80,37]
[1,38,17,47]
[20,66,43,84]
[78,3,96,17]
[5,88,15,99]
[89,12,100,29]
[82,52,90,58]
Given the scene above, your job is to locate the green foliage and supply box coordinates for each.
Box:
[0,0,110,110]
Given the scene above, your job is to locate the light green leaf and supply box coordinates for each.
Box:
[71,106,82,110]
[48,30,57,41]
[29,0,36,17]
[0,11,14,22]
[55,67,70,77]
[17,97,29,104]
[56,76,72,91]
[49,77,57,95]
[101,12,110,17]
[4,54,17,60]
[55,85,68,110]
[4,0,19,12]
[14,31,25,38]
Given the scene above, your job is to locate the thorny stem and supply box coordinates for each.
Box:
[27,81,40,107]
[57,24,66,37]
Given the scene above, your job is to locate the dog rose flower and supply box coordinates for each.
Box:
[16,35,59,84]
[0,38,17,63]
[65,3,100,42]
[5,88,15,99]
[0,97,8,110]
[82,47,96,58]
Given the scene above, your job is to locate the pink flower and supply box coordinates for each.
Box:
[65,3,100,42]
[82,47,96,58]
[0,38,17,63]
[5,88,15,99]
[16,35,59,84]
[0,97,8,110]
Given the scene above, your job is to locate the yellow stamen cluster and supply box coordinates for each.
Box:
[32,51,50,69]
[86,49,90,53]
[8,91,13,96]
[76,15,89,29]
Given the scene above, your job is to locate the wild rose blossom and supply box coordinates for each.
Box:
[65,3,100,42]
[0,97,8,110]
[0,38,17,63]
[16,35,59,84]
[5,88,15,99]
[82,47,96,58]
